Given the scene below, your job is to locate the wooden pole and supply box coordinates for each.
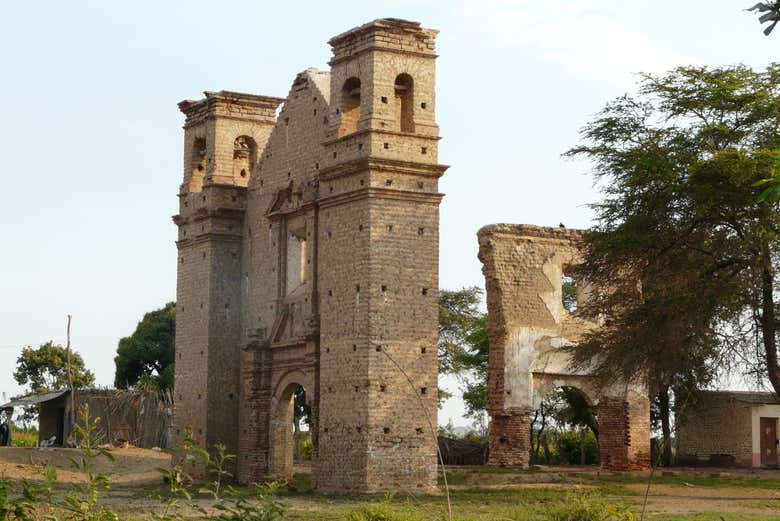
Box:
[66,314,75,442]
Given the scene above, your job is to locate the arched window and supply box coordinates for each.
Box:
[394,73,414,133]
[189,137,207,192]
[233,135,257,182]
[339,77,361,137]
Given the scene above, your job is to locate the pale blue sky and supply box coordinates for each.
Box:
[0,0,775,426]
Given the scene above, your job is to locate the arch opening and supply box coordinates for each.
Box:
[339,77,361,137]
[189,137,207,192]
[233,135,257,183]
[394,73,414,133]
[530,386,598,466]
[269,383,310,480]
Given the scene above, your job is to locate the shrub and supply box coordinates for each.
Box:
[551,495,635,521]
[344,502,430,521]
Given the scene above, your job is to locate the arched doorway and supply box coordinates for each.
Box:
[530,385,598,466]
[269,382,309,480]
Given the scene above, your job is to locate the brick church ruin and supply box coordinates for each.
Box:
[172,18,650,494]
[172,19,445,493]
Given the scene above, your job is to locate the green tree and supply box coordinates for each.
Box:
[438,287,484,374]
[114,302,175,391]
[14,341,95,393]
[567,65,780,458]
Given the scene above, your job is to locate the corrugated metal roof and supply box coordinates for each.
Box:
[702,390,780,405]
[0,389,69,409]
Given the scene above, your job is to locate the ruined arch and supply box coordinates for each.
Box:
[338,77,361,137]
[394,73,414,133]
[478,224,651,471]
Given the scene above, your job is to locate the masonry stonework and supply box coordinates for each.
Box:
[477,224,651,471]
[172,19,445,493]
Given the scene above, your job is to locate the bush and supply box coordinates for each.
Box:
[344,502,430,521]
[551,495,635,521]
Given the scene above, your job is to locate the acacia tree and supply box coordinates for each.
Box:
[567,65,780,460]
[114,302,175,391]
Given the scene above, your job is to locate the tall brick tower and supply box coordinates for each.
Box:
[172,92,283,461]
[315,19,446,493]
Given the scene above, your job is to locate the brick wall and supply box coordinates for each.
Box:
[677,393,753,466]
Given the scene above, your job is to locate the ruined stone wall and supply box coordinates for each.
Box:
[478,224,650,471]
[677,394,753,466]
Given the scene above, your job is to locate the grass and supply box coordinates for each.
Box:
[583,471,780,490]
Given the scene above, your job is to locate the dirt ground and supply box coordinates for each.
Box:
[0,446,169,485]
[3,449,780,519]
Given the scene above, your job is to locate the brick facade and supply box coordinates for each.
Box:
[477,224,650,471]
[173,19,445,493]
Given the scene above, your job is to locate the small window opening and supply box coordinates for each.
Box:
[562,271,578,313]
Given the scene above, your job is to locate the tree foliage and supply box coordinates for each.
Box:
[567,64,780,399]
[14,341,95,393]
[114,302,175,391]
[749,2,780,35]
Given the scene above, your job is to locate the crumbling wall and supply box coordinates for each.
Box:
[478,224,650,471]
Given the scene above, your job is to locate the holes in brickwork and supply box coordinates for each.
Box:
[240,169,247,177]
[418,227,425,236]
[416,427,424,434]
[360,179,364,186]
[379,384,386,392]
[260,179,264,187]
[421,102,427,109]
[323,116,328,125]
[380,121,386,128]
[178,352,181,360]
[202,252,206,258]
[354,386,359,392]
[197,394,202,399]
[326,347,330,353]
[231,195,237,202]
[421,147,427,154]
[422,288,428,295]
[385,179,393,186]
[330,186,334,193]
[313,97,317,103]
[381,96,388,104]
[333,151,337,159]
[383,142,389,149]
[180,257,184,264]
[315,162,319,170]
[420,387,427,394]
[357,426,362,433]
[376,345,383,352]
[421,346,427,354]
[327,230,332,239]
[383,427,390,434]
[284,117,289,125]
[200,303,203,309]
[287,172,291,178]
[202,196,206,202]
[324,427,329,432]
[352,344,357,351]
[228,393,234,399]
[313,109,317,116]
[355,284,360,292]
[499,437,508,444]
[358,143,363,151]
[388,224,393,232]
[417,181,424,189]
[381,285,387,292]
[359,224,364,231]
[328,290,332,297]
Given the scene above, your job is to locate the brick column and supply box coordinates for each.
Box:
[598,398,629,471]
[488,411,531,467]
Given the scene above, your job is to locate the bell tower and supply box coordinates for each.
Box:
[172,91,283,462]
[315,19,447,493]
